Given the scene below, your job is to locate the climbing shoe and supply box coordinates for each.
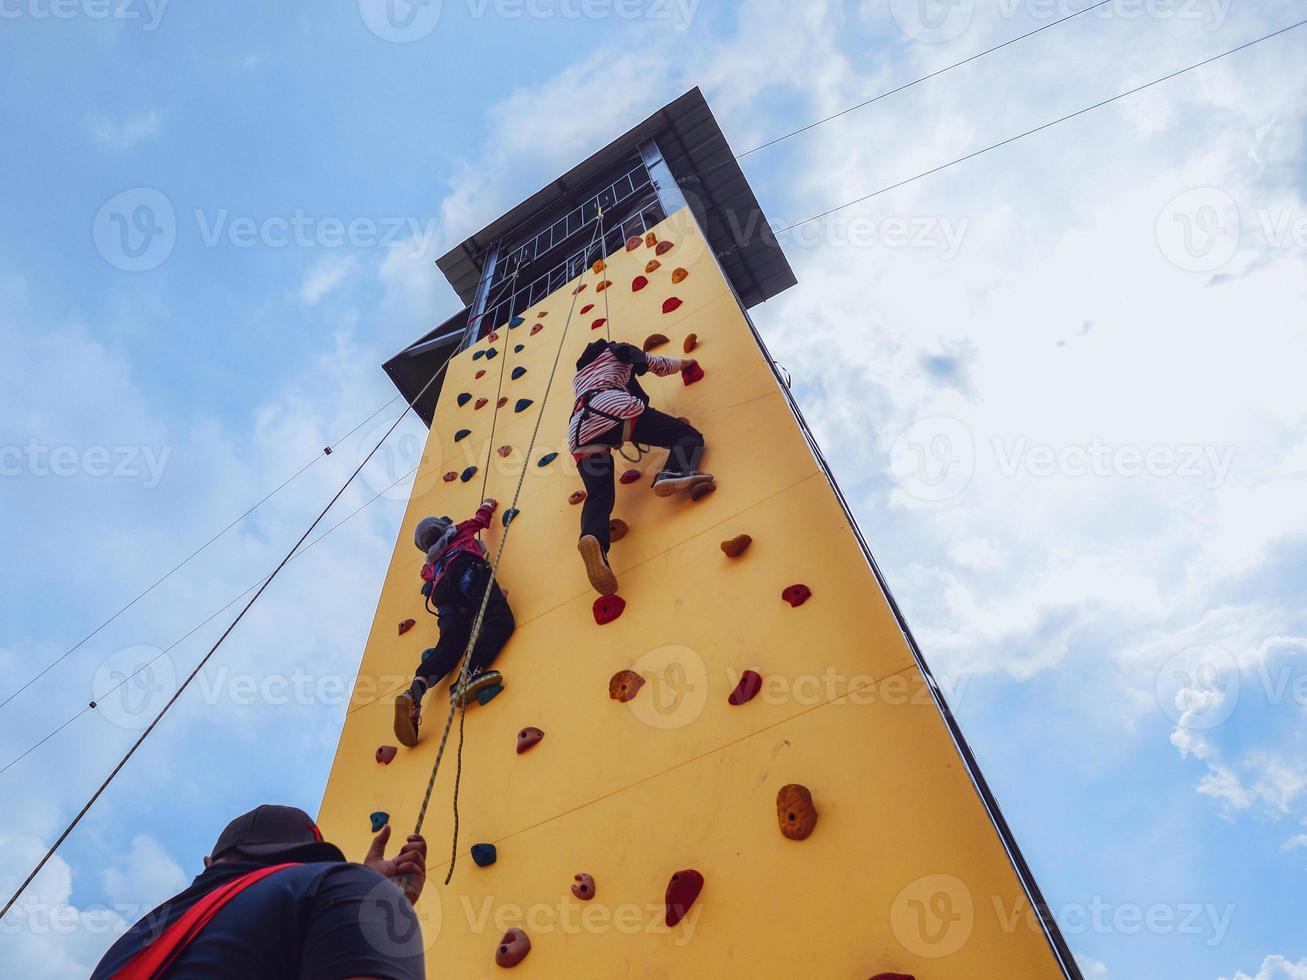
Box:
[393,691,421,747]
[578,535,619,595]
[652,471,715,497]
[451,669,504,708]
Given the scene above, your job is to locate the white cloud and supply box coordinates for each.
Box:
[299,254,360,306]
[1220,954,1307,980]
[88,110,162,150]
[100,834,187,909]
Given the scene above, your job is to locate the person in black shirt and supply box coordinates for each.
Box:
[90,804,428,980]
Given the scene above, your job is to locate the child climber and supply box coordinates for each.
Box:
[393,499,515,747]
[569,338,712,596]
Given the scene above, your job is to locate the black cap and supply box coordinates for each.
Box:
[210,805,346,864]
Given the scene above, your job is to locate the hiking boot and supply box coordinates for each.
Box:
[578,534,619,595]
[451,669,504,708]
[652,471,715,497]
[393,691,421,747]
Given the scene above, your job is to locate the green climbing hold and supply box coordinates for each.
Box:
[502,507,520,527]
[509,316,525,328]
[460,466,478,483]
[514,399,533,413]
[457,392,472,407]
[511,366,527,380]
[455,429,471,442]
[370,811,389,833]
[537,453,558,468]
[486,347,499,360]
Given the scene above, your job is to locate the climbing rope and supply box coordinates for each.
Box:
[594,206,649,466]
[413,219,610,884]
[477,260,523,505]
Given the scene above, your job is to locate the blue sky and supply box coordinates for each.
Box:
[2,1,1306,977]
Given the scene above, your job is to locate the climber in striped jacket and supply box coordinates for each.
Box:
[568,338,713,596]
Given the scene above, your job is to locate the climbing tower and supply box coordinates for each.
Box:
[319,89,1080,978]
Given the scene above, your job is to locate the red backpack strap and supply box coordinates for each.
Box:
[114,863,301,980]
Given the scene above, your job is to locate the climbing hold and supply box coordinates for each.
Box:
[656,239,674,255]
[536,311,548,318]
[625,235,642,251]
[473,350,485,360]
[531,323,543,335]
[376,745,398,765]
[502,508,519,527]
[594,595,626,626]
[370,811,390,833]
[645,232,657,248]
[498,445,513,458]
[478,684,504,705]
[581,304,595,315]
[398,618,416,635]
[689,481,716,502]
[595,280,613,292]
[591,318,607,331]
[645,259,661,274]
[475,398,488,410]
[487,331,500,342]
[572,284,586,294]
[457,392,472,407]
[591,259,607,274]
[662,297,683,314]
[486,347,499,360]
[728,669,763,706]
[514,344,524,354]
[471,843,497,867]
[682,361,705,385]
[455,429,472,442]
[642,333,669,352]
[495,927,530,968]
[537,452,558,467]
[672,267,689,284]
[721,534,752,558]
[782,584,812,607]
[420,645,435,660]
[619,469,641,485]
[608,667,643,701]
[498,397,508,408]
[460,466,478,483]
[443,471,458,483]
[632,275,649,292]
[516,727,544,754]
[509,316,525,328]
[569,490,587,505]
[514,399,533,413]
[476,369,487,380]
[609,518,629,542]
[664,869,704,927]
[869,974,915,980]
[776,783,818,841]
[677,416,691,425]
[511,366,527,380]
[571,873,596,901]
[683,333,697,353]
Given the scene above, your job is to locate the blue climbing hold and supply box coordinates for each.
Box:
[460,466,478,483]
[514,399,533,413]
[473,350,485,361]
[514,344,524,353]
[511,366,527,380]
[486,347,499,360]
[537,453,558,468]
[455,429,471,442]
[509,316,525,328]
[457,392,472,407]
[478,684,504,705]
[421,646,436,661]
[370,811,389,833]
[471,843,497,867]
[502,507,520,527]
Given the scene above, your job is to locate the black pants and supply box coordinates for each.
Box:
[578,407,704,553]
[415,562,515,689]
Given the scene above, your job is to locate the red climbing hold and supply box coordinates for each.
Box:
[398,619,416,636]
[475,397,489,410]
[656,240,674,256]
[662,297,683,315]
[569,490,587,505]
[594,595,626,626]
[664,869,704,927]
[573,284,587,294]
[721,534,752,558]
[869,974,916,980]
[608,668,643,701]
[476,369,487,380]
[642,333,669,352]
[728,670,762,706]
[625,235,642,252]
[619,469,640,485]
[516,727,544,754]
[498,396,509,408]
[487,331,499,342]
[376,745,398,765]
[681,361,705,385]
[689,481,716,502]
[531,323,543,335]
[632,275,649,292]
[495,928,531,968]
[443,471,458,483]
[782,584,812,607]
[581,304,595,315]
[498,445,512,458]
[609,518,629,542]
[591,318,607,331]
[571,873,596,901]
[776,783,818,840]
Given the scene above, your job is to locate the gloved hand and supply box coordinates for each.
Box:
[482,498,498,511]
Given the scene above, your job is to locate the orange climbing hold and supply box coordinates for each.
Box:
[594,595,626,626]
[571,873,596,901]
[683,333,697,353]
[642,333,669,352]
[662,297,683,314]
[375,745,398,765]
[632,275,648,292]
[777,783,818,840]
[655,239,674,255]
[672,267,689,284]
[398,618,416,635]
[608,668,643,701]
[596,280,613,292]
[591,259,607,274]
[721,534,752,558]
[645,232,657,248]
[728,669,762,705]
[516,727,544,754]
[573,284,587,295]
[664,869,704,927]
[495,928,531,968]
[645,259,661,274]
[782,584,812,607]
[569,490,587,505]
[609,518,629,542]
[619,469,641,485]
[625,235,642,251]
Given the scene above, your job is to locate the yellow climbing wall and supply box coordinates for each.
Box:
[318,211,1065,978]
